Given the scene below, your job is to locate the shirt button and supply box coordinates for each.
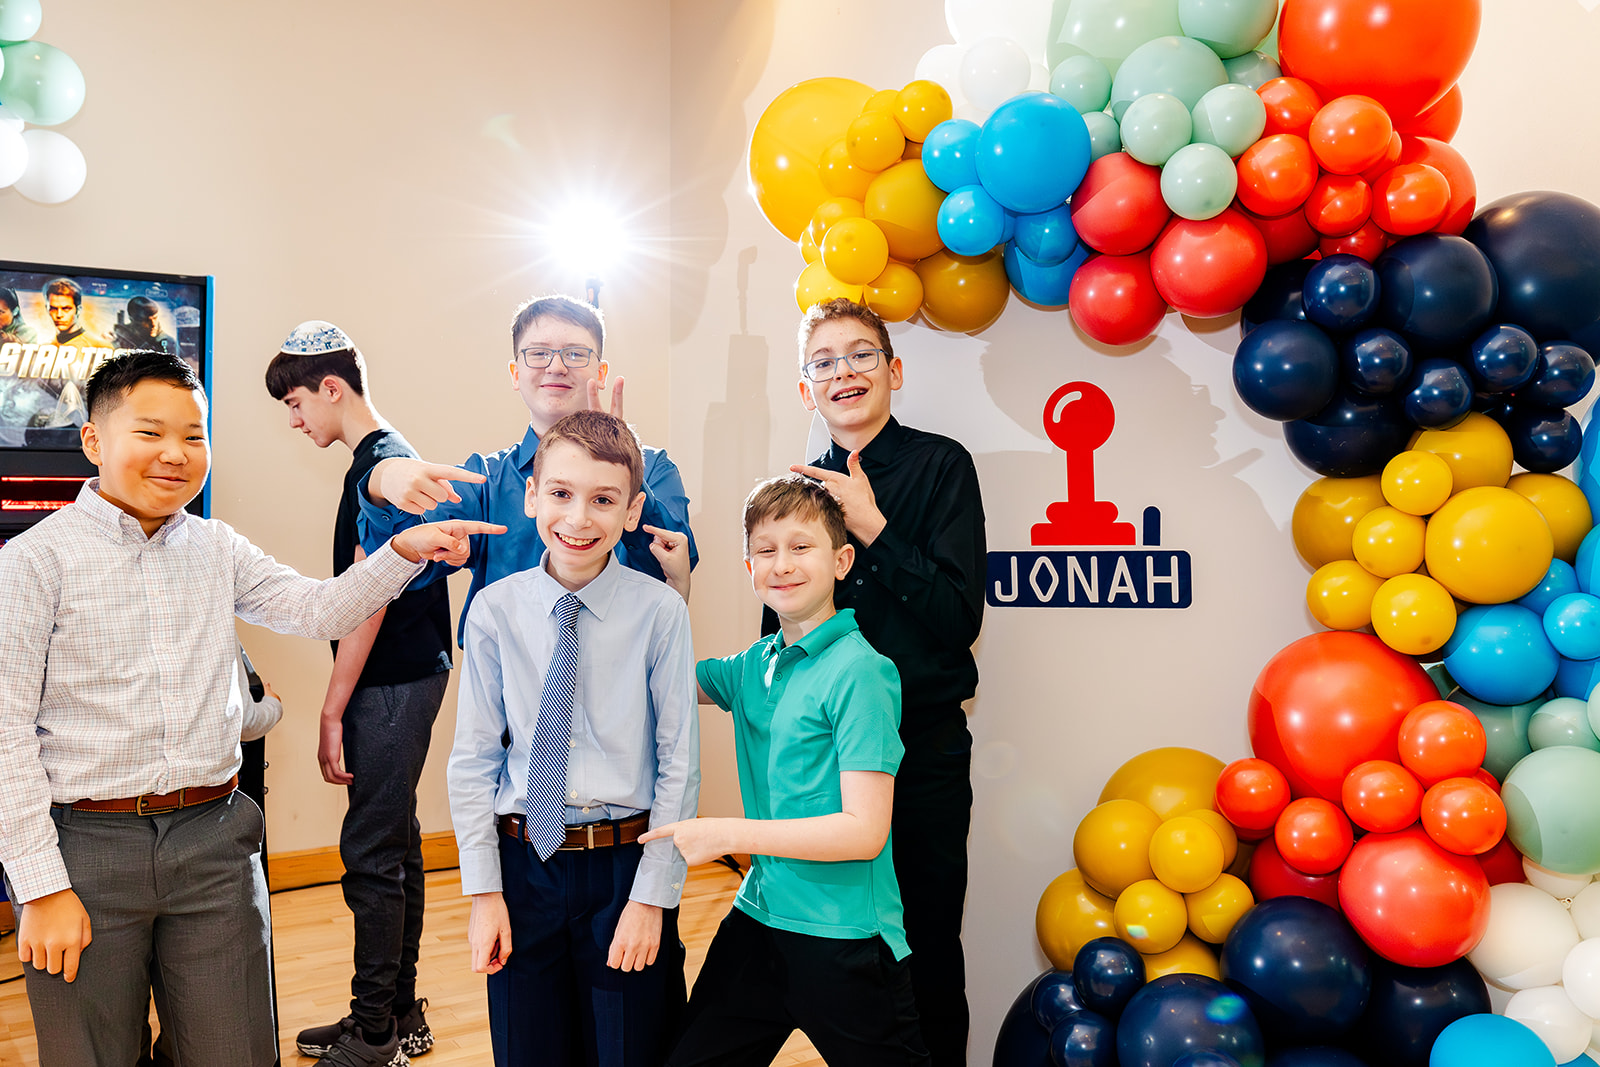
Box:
[856,578,864,585]
[871,565,878,572]
[582,806,590,814]
[672,882,681,890]
[568,791,578,800]
[568,738,576,748]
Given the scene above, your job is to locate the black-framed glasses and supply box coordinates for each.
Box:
[801,348,884,382]
[518,345,597,369]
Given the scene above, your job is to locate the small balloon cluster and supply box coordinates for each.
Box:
[0,0,88,203]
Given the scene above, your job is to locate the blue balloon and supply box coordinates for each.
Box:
[1468,324,1540,394]
[1233,320,1341,422]
[922,118,983,193]
[1303,254,1380,332]
[939,185,1008,257]
[1116,974,1264,1067]
[1174,1056,1242,1067]
[1000,210,1018,245]
[1013,204,1080,267]
[1545,593,1600,661]
[1555,654,1600,701]
[1005,240,1091,308]
[976,92,1092,214]
[1577,527,1600,594]
[1341,328,1412,396]
[1429,1013,1556,1067]
[1519,342,1596,409]
[996,973,1055,1067]
[1374,235,1498,353]
[1219,897,1371,1046]
[1403,358,1473,429]
[1504,405,1583,473]
[1464,191,1600,344]
[1072,937,1145,1020]
[1520,559,1582,615]
[1576,401,1600,520]
[1283,389,1412,477]
[1242,260,1312,337]
[1264,1050,1367,1067]
[1442,604,1561,706]
[1033,969,1091,1031]
[1347,955,1489,1067]
[1048,1009,1117,1067]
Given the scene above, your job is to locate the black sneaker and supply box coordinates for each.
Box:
[296,1016,357,1058]
[318,1022,410,1067]
[394,998,434,1057]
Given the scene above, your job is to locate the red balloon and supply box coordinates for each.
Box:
[1275,797,1355,875]
[1398,136,1476,235]
[1421,776,1506,856]
[1397,700,1487,786]
[1243,206,1321,265]
[1471,767,1501,793]
[1304,173,1373,237]
[1279,0,1482,123]
[1341,759,1422,834]
[1319,219,1389,262]
[1308,95,1394,176]
[1475,832,1525,885]
[1236,135,1319,217]
[1249,835,1343,911]
[1068,252,1168,346]
[1249,632,1440,802]
[1370,163,1450,236]
[1338,826,1490,967]
[1359,132,1403,184]
[1069,152,1170,256]
[1149,209,1267,319]
[1399,84,1463,142]
[1216,757,1293,832]
[1258,77,1324,138]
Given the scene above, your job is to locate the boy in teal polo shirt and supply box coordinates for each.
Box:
[642,475,930,1067]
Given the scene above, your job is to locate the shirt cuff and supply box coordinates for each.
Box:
[630,845,687,909]
[458,845,504,896]
[6,847,72,904]
[367,539,427,591]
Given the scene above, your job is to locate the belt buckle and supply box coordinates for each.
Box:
[136,790,181,816]
[586,823,596,849]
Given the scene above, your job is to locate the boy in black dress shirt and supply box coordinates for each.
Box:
[781,298,986,1067]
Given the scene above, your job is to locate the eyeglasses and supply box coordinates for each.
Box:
[518,345,597,369]
[801,348,884,383]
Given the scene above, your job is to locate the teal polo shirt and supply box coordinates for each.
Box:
[696,608,911,959]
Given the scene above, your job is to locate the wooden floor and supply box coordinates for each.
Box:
[0,863,823,1066]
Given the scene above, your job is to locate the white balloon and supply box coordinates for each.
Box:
[1575,885,1600,940]
[915,43,969,108]
[13,129,85,204]
[960,36,1033,110]
[1027,61,1051,92]
[1528,858,1597,900]
[0,104,24,133]
[1469,882,1583,990]
[946,0,1053,64]
[1505,985,1594,1064]
[1566,939,1600,1018]
[0,124,26,188]
[954,101,990,125]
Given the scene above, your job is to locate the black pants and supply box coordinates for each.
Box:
[894,711,973,1067]
[667,908,930,1067]
[340,673,448,1034]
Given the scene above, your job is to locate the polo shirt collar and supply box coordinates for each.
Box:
[77,478,191,544]
[513,423,542,471]
[531,548,621,621]
[767,608,859,659]
[824,415,904,469]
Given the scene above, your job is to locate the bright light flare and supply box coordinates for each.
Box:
[545,198,630,278]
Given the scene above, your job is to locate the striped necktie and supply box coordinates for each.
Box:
[525,592,583,860]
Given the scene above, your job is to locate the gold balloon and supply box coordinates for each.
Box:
[845,110,906,173]
[1424,486,1554,604]
[1113,878,1188,954]
[1184,875,1255,944]
[1509,472,1594,565]
[806,196,865,247]
[1305,559,1385,630]
[819,138,877,201]
[1073,798,1162,898]
[1382,449,1454,516]
[894,79,954,142]
[863,88,900,114]
[799,229,820,264]
[1185,809,1239,869]
[749,78,874,240]
[864,160,948,262]
[1035,868,1117,970]
[914,248,1010,333]
[794,262,863,313]
[820,217,890,286]
[1098,747,1225,820]
[1370,572,1457,655]
[1352,506,1427,579]
[865,261,924,323]
[1142,933,1223,980]
[1410,412,1514,493]
[1292,475,1387,569]
[1148,816,1226,894]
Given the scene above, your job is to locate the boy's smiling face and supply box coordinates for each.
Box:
[508,316,607,435]
[746,511,854,631]
[81,379,210,536]
[525,440,644,589]
[798,317,902,442]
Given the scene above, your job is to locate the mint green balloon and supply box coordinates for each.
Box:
[1426,662,1456,700]
[1223,50,1281,91]
[1260,11,1281,61]
[1451,688,1536,782]
[1529,697,1600,752]
[1160,142,1236,220]
[1119,92,1191,167]
[1191,83,1266,158]
[1178,0,1279,59]
[1504,746,1600,874]
[1050,55,1113,115]
[1048,0,1182,76]
[0,41,85,126]
[0,0,42,44]
[1109,35,1228,121]
[1083,111,1121,162]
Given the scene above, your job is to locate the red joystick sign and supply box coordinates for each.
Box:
[1031,381,1136,546]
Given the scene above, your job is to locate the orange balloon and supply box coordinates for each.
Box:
[1370,163,1450,236]
[1421,776,1505,856]
[863,160,947,262]
[1258,77,1323,138]
[845,110,905,173]
[913,248,1009,333]
[1341,759,1422,833]
[818,139,876,201]
[1304,173,1372,237]
[1359,131,1404,183]
[1398,700,1487,787]
[1399,84,1463,143]
[1309,95,1394,176]
[749,78,875,240]
[1236,135,1318,216]
[1215,758,1291,835]
[1274,797,1354,875]
[1319,219,1389,263]
[1397,136,1476,236]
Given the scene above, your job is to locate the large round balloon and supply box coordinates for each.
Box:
[1282,388,1412,478]
[1116,974,1265,1067]
[1247,836,1342,912]
[1069,251,1169,347]
[1337,826,1491,967]
[1070,152,1171,256]
[1248,631,1439,801]
[1441,604,1560,707]
[1037,868,1118,971]
[975,93,1092,214]
[1464,192,1600,344]
[1098,746,1225,819]
[1220,897,1371,1045]
[1074,936,1147,1019]
[914,247,1009,332]
[0,41,87,126]
[1502,746,1600,874]
[1347,956,1489,1067]
[1232,320,1340,421]
[748,78,875,240]
[994,973,1054,1067]
[1428,1013,1558,1067]
[1374,235,1498,353]
[865,160,948,263]
[1423,486,1554,605]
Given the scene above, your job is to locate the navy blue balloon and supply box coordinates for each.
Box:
[1117,974,1265,1067]
[1473,393,1517,426]
[1303,254,1380,332]
[1348,955,1489,1067]
[1233,320,1341,422]
[995,973,1054,1067]
[1340,328,1412,396]
[1263,1050,1368,1067]
[1220,897,1371,1046]
[1403,358,1473,429]
[1519,342,1597,409]
[1072,936,1145,1019]
[922,118,983,193]
[1013,204,1079,267]
[1468,324,1540,394]
[1242,260,1313,337]
[1463,191,1600,341]
[1174,1055,1243,1067]
[1505,405,1584,473]
[1284,389,1412,477]
[1374,235,1498,352]
[1032,969,1091,1031]
[1006,240,1091,308]
[1048,1009,1117,1067]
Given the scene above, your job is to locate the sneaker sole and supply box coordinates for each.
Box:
[400,1029,434,1056]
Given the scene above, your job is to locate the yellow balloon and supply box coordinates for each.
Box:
[1509,472,1594,565]
[894,79,954,142]
[1382,449,1454,516]
[1185,874,1255,944]
[820,217,891,286]
[1370,572,1457,655]
[1073,799,1162,898]
[1410,412,1514,492]
[1098,747,1225,820]
[799,229,820,264]
[1424,485,1555,604]
[806,197,865,247]
[1291,475,1388,569]
[1143,933,1222,980]
[865,261,924,323]
[794,262,863,313]
[864,160,948,262]
[819,138,876,201]
[749,78,875,240]
[1352,506,1427,578]
[1305,559,1385,630]
[1035,868,1117,970]
[1185,809,1239,869]
[902,139,924,161]
[914,248,1010,333]
[863,88,900,114]
[846,111,906,173]
[1148,816,1226,894]
[1113,878,1188,954]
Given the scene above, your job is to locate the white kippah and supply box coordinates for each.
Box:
[279,320,353,355]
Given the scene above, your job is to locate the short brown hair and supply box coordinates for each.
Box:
[264,347,368,400]
[533,410,643,496]
[742,474,848,555]
[796,297,892,365]
[510,294,605,356]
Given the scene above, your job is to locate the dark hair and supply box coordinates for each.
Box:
[533,410,643,496]
[797,298,893,364]
[742,474,848,554]
[45,278,83,308]
[87,349,205,421]
[510,294,605,357]
[126,295,160,318]
[0,287,19,314]
[264,346,368,400]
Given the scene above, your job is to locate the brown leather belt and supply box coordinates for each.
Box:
[61,775,239,815]
[499,811,649,851]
